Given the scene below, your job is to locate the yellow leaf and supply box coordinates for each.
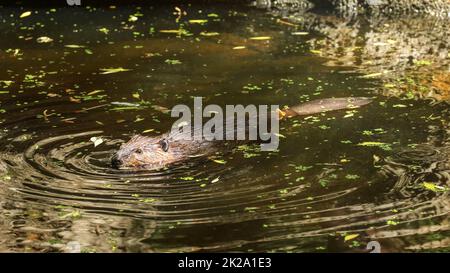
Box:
[422,182,447,192]
[20,11,32,18]
[87,90,104,95]
[249,36,271,40]
[128,15,138,22]
[344,234,359,242]
[189,19,208,24]
[212,159,227,164]
[357,142,386,146]
[292,32,309,35]
[200,32,220,36]
[233,46,246,50]
[310,50,322,54]
[99,68,131,74]
[159,29,181,34]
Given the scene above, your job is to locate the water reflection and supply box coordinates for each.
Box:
[270,10,450,102]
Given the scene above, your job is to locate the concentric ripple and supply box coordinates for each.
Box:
[0,126,449,252]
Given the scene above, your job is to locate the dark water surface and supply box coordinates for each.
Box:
[0,3,449,252]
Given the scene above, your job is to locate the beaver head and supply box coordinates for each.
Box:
[111,135,174,170]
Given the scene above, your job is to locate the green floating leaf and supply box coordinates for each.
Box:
[387,220,398,226]
[422,182,448,192]
[99,67,132,74]
[357,142,392,151]
[413,59,432,66]
[164,59,182,65]
[344,234,359,242]
[189,19,208,24]
[212,159,226,164]
[98,27,110,34]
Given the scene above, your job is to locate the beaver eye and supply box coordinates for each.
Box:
[134,148,143,154]
[160,139,169,152]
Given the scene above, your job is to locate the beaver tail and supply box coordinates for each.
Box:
[278,97,373,119]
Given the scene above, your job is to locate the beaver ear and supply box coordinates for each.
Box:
[160,139,169,152]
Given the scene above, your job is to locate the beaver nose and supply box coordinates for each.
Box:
[111,155,122,168]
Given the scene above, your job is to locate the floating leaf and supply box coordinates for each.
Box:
[360,72,383,78]
[345,174,360,180]
[165,59,182,65]
[387,220,398,226]
[343,113,354,118]
[357,141,392,151]
[99,67,132,74]
[292,32,309,35]
[87,90,104,95]
[233,46,246,50]
[61,210,81,219]
[65,44,85,48]
[180,176,194,181]
[0,80,14,86]
[211,177,220,183]
[310,50,322,54]
[189,19,208,24]
[249,36,271,40]
[212,159,227,164]
[98,27,110,34]
[128,15,138,22]
[36,36,53,43]
[159,29,181,34]
[393,104,407,108]
[422,182,447,192]
[413,59,432,66]
[344,234,359,242]
[151,105,170,114]
[200,31,220,37]
[20,11,32,18]
[90,137,104,147]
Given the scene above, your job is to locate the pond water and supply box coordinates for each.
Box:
[0,2,449,252]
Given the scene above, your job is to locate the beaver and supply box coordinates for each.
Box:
[111,97,372,170]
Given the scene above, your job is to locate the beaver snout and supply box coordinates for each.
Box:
[111,155,123,168]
